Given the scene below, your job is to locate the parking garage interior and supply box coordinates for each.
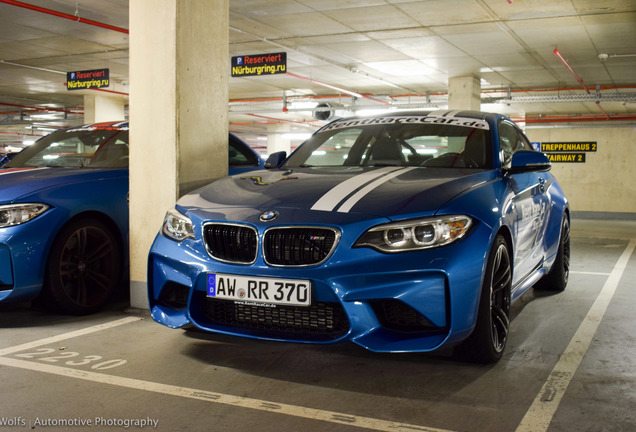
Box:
[1,1,635,431]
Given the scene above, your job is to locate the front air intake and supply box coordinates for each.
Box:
[263,227,339,266]
[203,223,258,264]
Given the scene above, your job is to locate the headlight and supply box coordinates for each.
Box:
[354,215,472,252]
[162,208,194,241]
[0,203,49,227]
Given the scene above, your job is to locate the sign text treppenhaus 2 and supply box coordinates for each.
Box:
[538,141,597,163]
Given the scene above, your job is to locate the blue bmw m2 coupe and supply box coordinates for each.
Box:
[148,110,570,363]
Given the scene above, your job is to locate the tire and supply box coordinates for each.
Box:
[535,215,570,292]
[44,218,122,315]
[457,234,512,363]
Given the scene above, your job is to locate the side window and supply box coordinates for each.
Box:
[514,128,532,152]
[498,120,524,168]
[89,131,129,168]
[229,136,259,167]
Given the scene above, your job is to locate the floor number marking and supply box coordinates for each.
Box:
[13,348,126,370]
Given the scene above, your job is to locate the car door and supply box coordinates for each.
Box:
[499,120,551,287]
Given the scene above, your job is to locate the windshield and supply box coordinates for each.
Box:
[4,127,129,169]
[285,115,492,169]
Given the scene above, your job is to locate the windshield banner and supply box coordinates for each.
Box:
[322,115,490,132]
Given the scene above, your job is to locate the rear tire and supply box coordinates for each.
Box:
[457,234,512,363]
[535,215,570,292]
[44,218,121,315]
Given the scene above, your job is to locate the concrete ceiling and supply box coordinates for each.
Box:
[1,0,635,151]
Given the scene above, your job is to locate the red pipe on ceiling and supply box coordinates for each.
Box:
[553,48,611,119]
[0,102,82,114]
[0,0,129,34]
[553,48,589,94]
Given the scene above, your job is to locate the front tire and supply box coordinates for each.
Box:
[457,234,512,363]
[44,218,122,315]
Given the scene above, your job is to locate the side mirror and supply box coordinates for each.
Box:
[264,151,287,169]
[508,150,551,173]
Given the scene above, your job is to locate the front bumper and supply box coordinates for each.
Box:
[148,220,492,353]
[0,208,67,303]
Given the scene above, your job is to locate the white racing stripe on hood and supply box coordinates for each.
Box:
[0,167,47,176]
[337,167,416,213]
[311,166,403,212]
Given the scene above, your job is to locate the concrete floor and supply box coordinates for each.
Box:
[1,216,634,432]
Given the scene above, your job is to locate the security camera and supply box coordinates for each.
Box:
[598,53,609,62]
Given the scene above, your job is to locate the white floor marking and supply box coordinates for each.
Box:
[0,315,453,432]
[0,355,455,432]
[0,316,142,357]
[515,239,636,432]
[569,271,610,276]
[2,237,633,432]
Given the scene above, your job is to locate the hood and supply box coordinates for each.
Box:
[177,166,496,222]
[0,167,126,202]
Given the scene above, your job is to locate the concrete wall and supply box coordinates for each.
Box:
[526,126,636,214]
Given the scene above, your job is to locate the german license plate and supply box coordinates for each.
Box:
[207,273,311,307]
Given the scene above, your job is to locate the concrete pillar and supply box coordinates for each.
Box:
[128,0,229,309]
[448,75,481,111]
[83,94,125,123]
[267,123,291,155]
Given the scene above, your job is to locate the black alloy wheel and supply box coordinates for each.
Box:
[488,239,512,355]
[45,218,121,315]
[457,234,512,363]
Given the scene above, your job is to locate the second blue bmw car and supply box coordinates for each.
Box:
[1,122,263,315]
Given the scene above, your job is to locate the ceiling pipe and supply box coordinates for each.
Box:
[230,26,421,96]
[0,0,128,34]
[553,48,610,119]
[228,84,636,107]
[246,113,318,129]
[0,59,66,75]
[285,72,391,106]
[553,48,589,94]
[0,102,82,114]
[600,53,636,59]
[523,114,636,124]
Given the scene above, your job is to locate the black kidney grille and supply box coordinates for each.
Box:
[264,228,338,266]
[196,296,349,341]
[203,224,257,263]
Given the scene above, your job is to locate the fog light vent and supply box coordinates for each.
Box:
[157,282,190,309]
[372,299,443,333]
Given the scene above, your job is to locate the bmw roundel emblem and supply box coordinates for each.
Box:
[259,210,278,222]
